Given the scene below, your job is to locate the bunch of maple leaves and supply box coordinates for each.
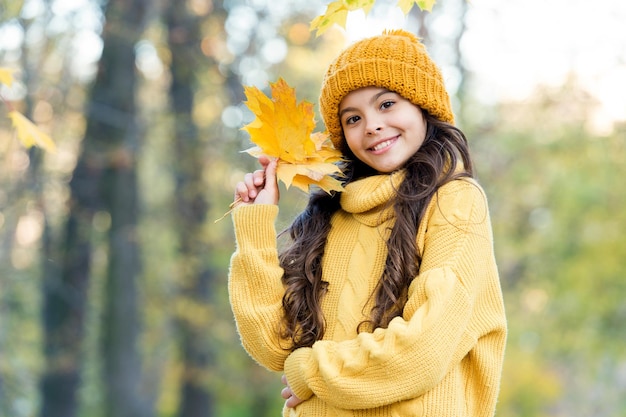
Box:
[214,79,344,222]
[241,78,345,195]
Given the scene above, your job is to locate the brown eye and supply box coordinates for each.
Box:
[345,115,360,125]
[380,101,394,110]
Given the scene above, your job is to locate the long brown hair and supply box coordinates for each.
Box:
[278,111,474,350]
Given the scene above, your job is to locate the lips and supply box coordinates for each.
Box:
[369,136,398,152]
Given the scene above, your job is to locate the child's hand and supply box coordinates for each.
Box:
[233,156,279,206]
[281,374,304,408]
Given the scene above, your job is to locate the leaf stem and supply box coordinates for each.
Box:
[213,196,242,223]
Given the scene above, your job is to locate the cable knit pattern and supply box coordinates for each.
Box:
[228,174,507,417]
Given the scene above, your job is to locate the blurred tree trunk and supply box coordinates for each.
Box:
[98,0,150,416]
[36,1,85,414]
[38,0,150,416]
[164,1,216,416]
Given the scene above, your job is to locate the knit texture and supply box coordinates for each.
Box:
[228,174,507,416]
[320,29,455,149]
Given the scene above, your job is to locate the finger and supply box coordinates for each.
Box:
[258,154,271,168]
[243,172,258,198]
[281,374,287,385]
[285,397,294,408]
[264,159,278,191]
[243,172,254,188]
[252,169,265,187]
[234,181,250,203]
[280,387,291,400]
[285,394,303,408]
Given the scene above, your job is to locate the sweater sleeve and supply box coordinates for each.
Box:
[283,180,506,409]
[228,204,290,372]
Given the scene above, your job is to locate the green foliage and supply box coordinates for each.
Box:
[498,350,562,417]
[469,79,626,416]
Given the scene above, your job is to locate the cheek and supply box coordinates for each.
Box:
[343,131,359,152]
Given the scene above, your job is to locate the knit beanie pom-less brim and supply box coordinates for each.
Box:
[319,29,454,149]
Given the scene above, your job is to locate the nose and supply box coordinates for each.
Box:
[365,123,383,136]
[364,111,384,135]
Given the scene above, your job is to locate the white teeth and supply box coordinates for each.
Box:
[371,139,393,151]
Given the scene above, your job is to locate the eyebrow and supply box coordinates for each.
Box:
[338,89,393,119]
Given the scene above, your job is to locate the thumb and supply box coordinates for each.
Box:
[264,158,278,191]
[255,158,279,205]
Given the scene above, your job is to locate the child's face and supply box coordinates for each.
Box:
[339,87,427,173]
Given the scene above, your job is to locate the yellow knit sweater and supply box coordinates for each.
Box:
[228,172,507,417]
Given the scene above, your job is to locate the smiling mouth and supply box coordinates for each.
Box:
[369,137,397,152]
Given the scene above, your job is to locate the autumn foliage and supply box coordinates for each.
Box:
[241,78,344,194]
[310,0,437,36]
[0,67,56,153]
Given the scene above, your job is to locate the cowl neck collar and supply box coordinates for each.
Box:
[340,170,405,226]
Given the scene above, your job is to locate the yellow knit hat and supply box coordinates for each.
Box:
[319,29,455,149]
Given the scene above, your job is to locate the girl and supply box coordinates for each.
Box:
[229,29,507,417]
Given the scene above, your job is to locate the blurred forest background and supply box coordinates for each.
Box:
[1,0,625,416]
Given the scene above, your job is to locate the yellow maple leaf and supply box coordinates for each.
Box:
[242,78,316,163]
[0,67,14,86]
[397,0,437,14]
[8,111,57,153]
[241,78,344,194]
[279,161,344,193]
[310,0,376,37]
